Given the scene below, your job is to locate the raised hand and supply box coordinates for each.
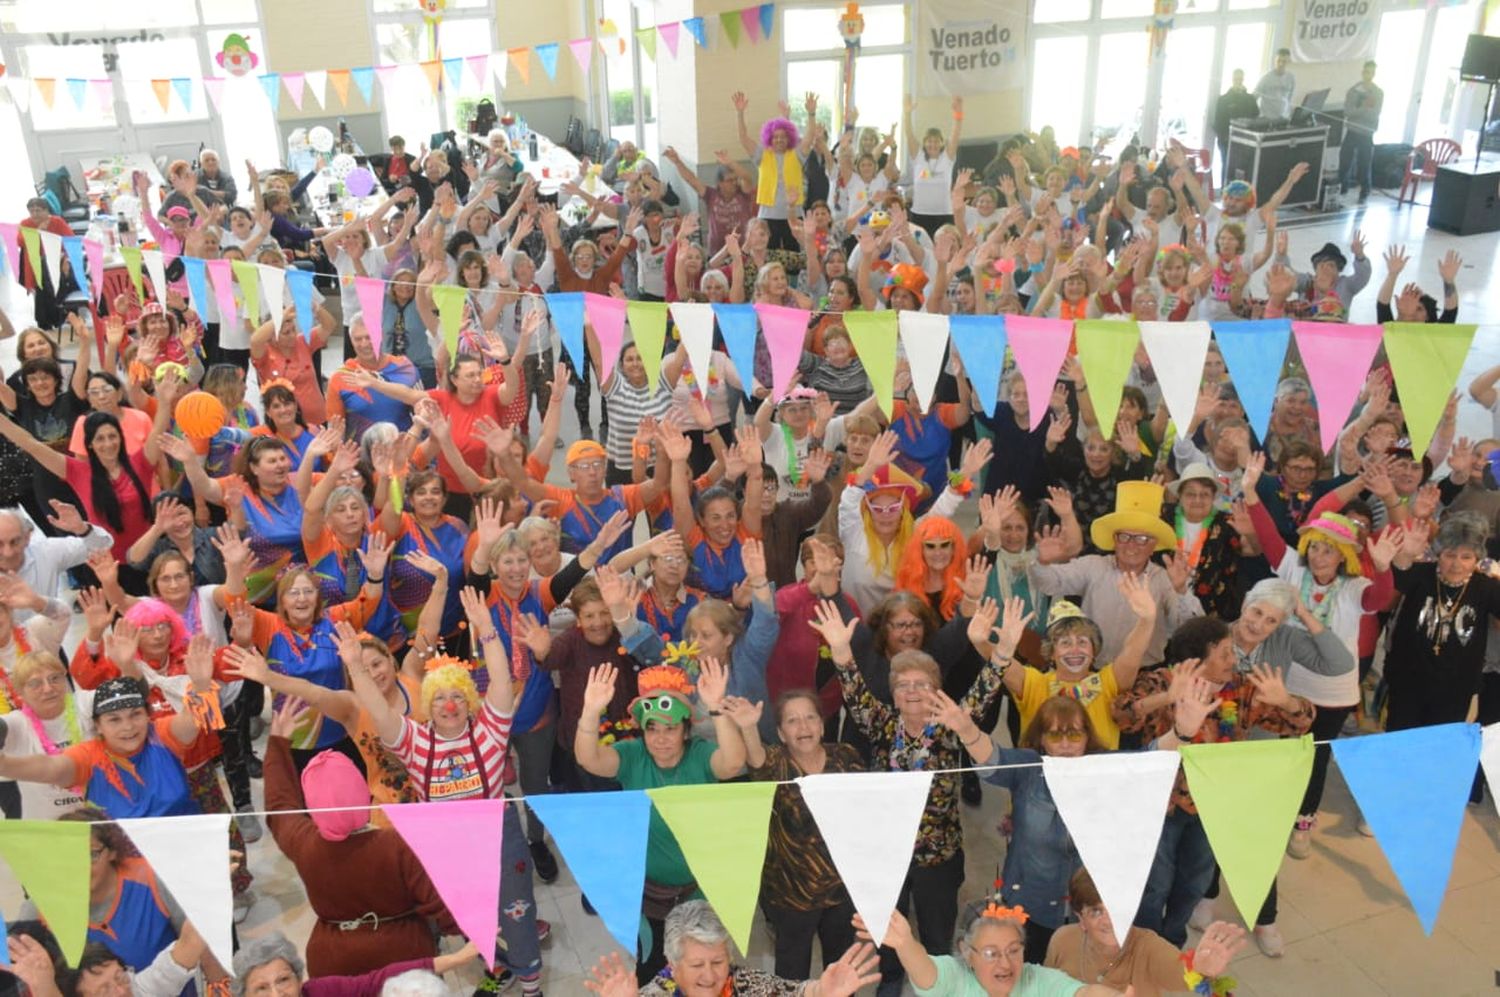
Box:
[105,618,141,669]
[1164,549,1191,594]
[958,554,992,602]
[356,530,395,580]
[958,437,993,481]
[1191,922,1249,979]
[1247,662,1293,709]
[995,595,1034,658]
[1239,450,1267,494]
[967,596,1001,651]
[79,586,114,637]
[583,952,635,997]
[1366,525,1401,573]
[1173,675,1219,738]
[863,430,899,471]
[719,695,764,731]
[1119,572,1155,621]
[1043,485,1074,521]
[514,612,553,660]
[268,695,309,740]
[807,599,857,661]
[817,941,883,997]
[696,655,728,710]
[221,643,271,684]
[45,499,88,537]
[184,632,215,689]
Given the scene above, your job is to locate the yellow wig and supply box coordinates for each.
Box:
[419,662,482,718]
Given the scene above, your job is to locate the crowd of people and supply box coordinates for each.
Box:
[0,80,1491,997]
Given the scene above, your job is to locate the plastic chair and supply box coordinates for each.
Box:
[1397,138,1461,206]
[1190,147,1214,201]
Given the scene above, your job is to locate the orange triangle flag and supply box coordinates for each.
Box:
[35,78,56,108]
[507,47,531,86]
[419,60,441,96]
[150,79,172,112]
[327,68,352,106]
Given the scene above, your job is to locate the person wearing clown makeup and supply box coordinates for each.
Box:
[574,658,748,984]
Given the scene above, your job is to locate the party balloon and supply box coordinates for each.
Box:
[345,167,376,198]
[308,126,335,153]
[329,153,357,179]
[174,390,228,441]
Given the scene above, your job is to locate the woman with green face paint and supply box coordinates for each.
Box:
[574,658,749,985]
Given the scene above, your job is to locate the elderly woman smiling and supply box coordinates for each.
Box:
[230,930,477,997]
[586,900,881,997]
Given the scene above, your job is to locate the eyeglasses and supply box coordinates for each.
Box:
[974,945,1024,961]
[86,385,118,397]
[22,673,67,693]
[1041,728,1087,743]
[655,555,687,566]
[924,540,954,550]
[90,845,108,862]
[1284,463,1318,475]
[888,620,925,631]
[1114,532,1157,546]
[892,679,933,692]
[572,460,607,472]
[140,621,175,635]
[868,501,905,516]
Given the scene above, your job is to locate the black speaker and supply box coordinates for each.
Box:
[1429,161,1500,235]
[1461,34,1500,82]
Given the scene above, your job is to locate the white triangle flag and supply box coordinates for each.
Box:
[1042,751,1180,946]
[1137,321,1210,442]
[897,311,950,413]
[5,78,31,114]
[117,814,233,970]
[668,302,716,400]
[141,249,169,305]
[1483,723,1500,819]
[37,230,64,296]
[799,770,933,947]
[257,263,286,321]
[303,70,328,109]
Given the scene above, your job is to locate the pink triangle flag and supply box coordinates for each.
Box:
[1292,322,1384,454]
[0,222,16,280]
[568,38,594,76]
[282,72,306,110]
[1006,315,1074,430]
[384,800,507,968]
[584,292,629,387]
[90,78,114,112]
[205,258,238,333]
[202,77,226,112]
[84,238,105,307]
[375,65,400,94]
[741,5,763,43]
[466,54,490,90]
[659,22,681,58]
[354,276,388,354]
[753,302,811,401]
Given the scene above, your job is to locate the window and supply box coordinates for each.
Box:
[1093,32,1147,143]
[1372,8,1425,144]
[17,43,117,132]
[1220,22,1268,93]
[1033,0,1090,23]
[372,0,494,144]
[1413,2,1479,141]
[1160,25,1216,148]
[3,0,198,31]
[198,0,260,23]
[115,38,208,124]
[597,0,658,154]
[782,2,908,136]
[1030,36,1087,145]
[1100,0,1155,18]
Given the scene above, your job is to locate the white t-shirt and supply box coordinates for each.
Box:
[1,691,96,819]
[333,246,391,324]
[632,226,671,299]
[761,423,820,501]
[838,173,889,223]
[1203,204,1263,252]
[909,151,955,216]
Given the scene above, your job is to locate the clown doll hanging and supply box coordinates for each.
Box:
[420,0,445,60]
[838,3,864,129]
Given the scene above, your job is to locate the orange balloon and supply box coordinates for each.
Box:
[174,390,228,441]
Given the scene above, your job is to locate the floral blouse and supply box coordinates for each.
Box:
[1111,669,1314,815]
[837,658,1004,866]
[640,966,808,995]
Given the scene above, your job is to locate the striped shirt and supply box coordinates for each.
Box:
[602,373,674,468]
[389,702,514,801]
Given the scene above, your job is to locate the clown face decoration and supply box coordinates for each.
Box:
[216,34,259,77]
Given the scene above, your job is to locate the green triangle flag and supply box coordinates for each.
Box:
[628,300,669,391]
[635,26,658,61]
[647,781,776,952]
[120,245,146,303]
[430,284,467,359]
[1074,319,1141,442]
[0,819,91,962]
[1180,736,1312,929]
[1382,322,1477,459]
[843,310,898,418]
[19,227,42,287]
[719,10,742,47]
[231,259,260,329]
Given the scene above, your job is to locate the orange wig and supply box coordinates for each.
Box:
[893,516,968,620]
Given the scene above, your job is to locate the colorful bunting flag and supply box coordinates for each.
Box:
[142,249,168,305]
[1331,724,1480,934]
[384,800,507,969]
[83,238,105,306]
[1483,723,1500,819]
[534,43,560,82]
[1291,322,1383,453]
[304,69,328,108]
[120,246,145,303]
[257,73,281,113]
[353,276,387,353]
[659,22,681,58]
[1074,319,1142,441]
[646,782,777,953]
[170,77,193,111]
[548,292,587,379]
[118,814,234,970]
[1042,751,1181,946]
[585,293,629,387]
[798,771,932,947]
[285,267,315,341]
[1208,319,1290,441]
[231,260,260,329]
[66,78,87,111]
[1137,321,1209,441]
[1005,315,1073,430]
[712,303,760,402]
[740,5,762,43]
[759,3,776,39]
[375,65,400,96]
[0,910,8,967]
[466,54,490,90]
[19,227,42,288]
[150,79,172,112]
[256,262,285,323]
[202,76,226,112]
[628,301,670,390]
[720,10,743,47]
[34,78,56,109]
[333,68,359,106]
[430,283,466,358]
[419,61,442,96]
[442,57,465,92]
[61,236,89,299]
[897,311,950,412]
[527,791,651,953]
[6,78,32,114]
[91,78,115,112]
[182,256,210,319]
[37,230,63,295]
[684,17,709,48]
[0,222,18,280]
[568,39,594,76]
[636,27,658,60]
[1180,737,1312,929]
[948,314,1008,416]
[843,310,898,417]
[1382,322,1479,459]
[669,302,716,400]
[282,72,306,109]
[507,48,532,86]
[753,302,810,401]
[206,258,238,332]
[0,820,91,962]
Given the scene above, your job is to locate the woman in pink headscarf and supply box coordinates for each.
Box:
[261,697,458,977]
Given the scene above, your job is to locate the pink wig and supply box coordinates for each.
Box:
[760,117,800,150]
[123,597,190,659]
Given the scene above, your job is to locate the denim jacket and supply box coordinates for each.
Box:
[981,745,1082,929]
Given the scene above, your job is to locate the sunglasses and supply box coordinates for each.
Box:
[924,540,954,550]
[1041,728,1087,743]
[572,460,607,472]
[868,501,905,515]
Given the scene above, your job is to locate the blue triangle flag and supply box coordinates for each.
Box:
[442,57,464,91]
[527,791,651,952]
[171,78,193,111]
[0,908,9,966]
[711,303,760,401]
[181,256,210,320]
[351,67,376,105]
[1331,723,1481,934]
[534,43,560,82]
[948,314,1007,416]
[61,236,90,299]
[285,267,315,341]
[66,78,88,111]
[546,292,587,379]
[684,16,708,48]
[1208,319,1290,441]
[759,3,775,40]
[257,73,281,113]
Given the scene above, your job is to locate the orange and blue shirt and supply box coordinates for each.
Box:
[63,720,198,819]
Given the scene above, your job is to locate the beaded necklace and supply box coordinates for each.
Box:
[24,692,82,757]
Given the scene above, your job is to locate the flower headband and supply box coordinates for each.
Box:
[980,902,1028,925]
[660,640,702,677]
[424,653,477,674]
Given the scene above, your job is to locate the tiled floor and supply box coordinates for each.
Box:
[2,186,1499,994]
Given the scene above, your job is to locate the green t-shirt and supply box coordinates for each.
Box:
[915,956,1084,997]
[615,738,718,887]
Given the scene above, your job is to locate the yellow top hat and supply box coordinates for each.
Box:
[1090,480,1175,552]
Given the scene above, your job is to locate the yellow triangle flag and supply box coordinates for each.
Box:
[1074,319,1142,441]
[508,48,532,86]
[0,819,92,962]
[327,68,352,107]
[843,310,899,417]
[35,78,56,109]
[430,283,466,358]
[419,60,441,96]
[20,226,43,285]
